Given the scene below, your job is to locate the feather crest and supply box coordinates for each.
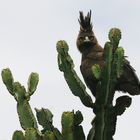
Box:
[78,10,93,31]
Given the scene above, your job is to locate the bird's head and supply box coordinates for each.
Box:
[76,10,98,53]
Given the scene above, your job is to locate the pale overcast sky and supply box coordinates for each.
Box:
[0,0,140,139]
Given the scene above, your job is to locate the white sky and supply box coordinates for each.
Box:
[0,0,140,139]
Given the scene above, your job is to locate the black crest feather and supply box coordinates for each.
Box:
[78,10,92,31]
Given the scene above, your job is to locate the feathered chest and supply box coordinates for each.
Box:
[80,51,104,80]
[82,51,104,67]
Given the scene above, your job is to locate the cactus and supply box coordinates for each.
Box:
[12,128,42,140]
[12,131,25,140]
[57,28,133,140]
[92,29,131,140]
[35,108,62,140]
[35,108,54,133]
[25,128,41,140]
[2,68,14,95]
[57,40,94,108]
[2,68,85,140]
[90,28,131,140]
[27,72,39,96]
[2,69,39,130]
[61,111,85,140]
[1,28,136,140]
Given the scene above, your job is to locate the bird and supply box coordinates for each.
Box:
[76,10,140,97]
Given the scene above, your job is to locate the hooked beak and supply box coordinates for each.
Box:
[84,36,90,42]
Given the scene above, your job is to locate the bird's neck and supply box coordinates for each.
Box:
[81,43,103,59]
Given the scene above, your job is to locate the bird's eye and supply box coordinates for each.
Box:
[79,37,84,41]
[89,36,94,40]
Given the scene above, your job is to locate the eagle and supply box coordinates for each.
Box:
[76,11,140,97]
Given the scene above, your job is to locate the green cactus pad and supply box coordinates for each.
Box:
[57,40,94,108]
[35,108,53,131]
[12,130,25,140]
[74,111,83,126]
[108,28,121,47]
[61,111,85,140]
[13,82,27,102]
[62,112,74,140]
[56,40,69,54]
[114,47,124,78]
[1,68,14,95]
[44,131,55,140]
[28,72,39,96]
[17,100,38,130]
[25,128,40,140]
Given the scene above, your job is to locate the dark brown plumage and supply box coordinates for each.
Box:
[76,11,140,97]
